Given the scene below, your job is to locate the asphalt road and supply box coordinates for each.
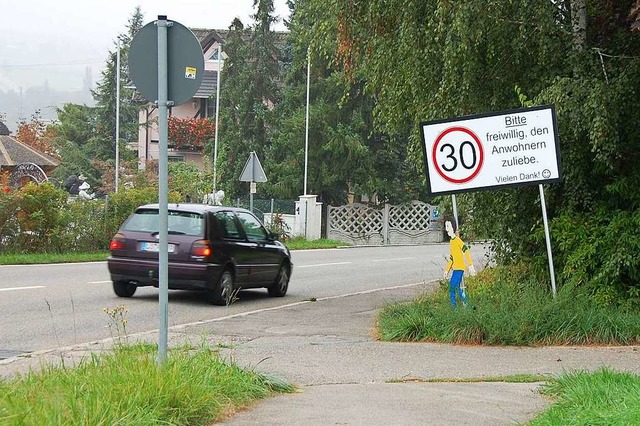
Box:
[0,244,460,356]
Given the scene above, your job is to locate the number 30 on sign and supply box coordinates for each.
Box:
[432,127,484,184]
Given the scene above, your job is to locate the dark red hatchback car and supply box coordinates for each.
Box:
[107,203,292,305]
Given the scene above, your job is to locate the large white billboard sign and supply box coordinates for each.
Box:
[420,105,562,195]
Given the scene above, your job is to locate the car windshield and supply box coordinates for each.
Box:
[122,209,204,236]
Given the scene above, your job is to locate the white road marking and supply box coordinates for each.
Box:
[297,262,352,268]
[88,281,111,284]
[371,257,415,262]
[0,280,438,366]
[0,286,46,292]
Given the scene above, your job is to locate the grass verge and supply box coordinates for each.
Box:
[0,342,294,425]
[530,368,640,425]
[377,264,640,346]
[0,240,348,265]
[0,252,110,265]
[284,238,347,250]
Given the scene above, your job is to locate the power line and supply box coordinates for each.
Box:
[1,58,105,68]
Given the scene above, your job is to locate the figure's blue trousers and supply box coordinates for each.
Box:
[449,270,468,307]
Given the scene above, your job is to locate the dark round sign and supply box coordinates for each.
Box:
[129,19,204,106]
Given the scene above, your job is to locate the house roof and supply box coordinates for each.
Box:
[0,135,59,168]
[0,121,9,136]
[194,70,218,98]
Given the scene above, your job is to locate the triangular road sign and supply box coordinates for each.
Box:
[239,151,267,182]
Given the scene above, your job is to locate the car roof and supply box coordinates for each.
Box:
[135,203,253,215]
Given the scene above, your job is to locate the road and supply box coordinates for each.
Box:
[0,245,459,357]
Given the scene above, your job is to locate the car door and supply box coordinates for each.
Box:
[234,210,282,286]
[215,211,254,285]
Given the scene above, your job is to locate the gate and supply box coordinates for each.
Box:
[326,201,443,246]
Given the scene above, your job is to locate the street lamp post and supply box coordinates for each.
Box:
[115,39,121,193]
[303,46,311,196]
[213,44,222,196]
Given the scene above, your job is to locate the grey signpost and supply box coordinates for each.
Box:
[129,16,204,365]
[239,151,267,212]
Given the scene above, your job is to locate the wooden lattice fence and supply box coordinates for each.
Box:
[327,201,444,246]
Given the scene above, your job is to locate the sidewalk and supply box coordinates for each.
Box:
[2,281,640,425]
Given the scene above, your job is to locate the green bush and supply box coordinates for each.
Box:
[377,264,640,346]
[0,184,175,253]
[549,209,640,308]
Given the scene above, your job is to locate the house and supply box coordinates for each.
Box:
[136,27,288,171]
[137,28,227,170]
[0,124,59,189]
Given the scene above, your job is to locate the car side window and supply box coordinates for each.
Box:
[236,211,268,242]
[216,211,243,239]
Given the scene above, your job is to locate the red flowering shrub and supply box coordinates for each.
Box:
[168,117,215,151]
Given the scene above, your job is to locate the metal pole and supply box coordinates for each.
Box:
[451,194,459,231]
[270,198,274,226]
[156,16,171,365]
[213,43,222,194]
[539,184,557,297]
[115,40,121,193]
[303,47,310,196]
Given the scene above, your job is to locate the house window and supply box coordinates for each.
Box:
[206,98,217,118]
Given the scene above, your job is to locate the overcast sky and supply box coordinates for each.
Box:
[0,0,290,92]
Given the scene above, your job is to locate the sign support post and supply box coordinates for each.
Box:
[156,16,170,365]
[538,184,557,296]
[129,15,203,366]
[451,194,459,231]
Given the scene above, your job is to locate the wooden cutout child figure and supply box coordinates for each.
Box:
[444,221,476,307]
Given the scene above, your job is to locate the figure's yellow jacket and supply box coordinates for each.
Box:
[446,237,473,272]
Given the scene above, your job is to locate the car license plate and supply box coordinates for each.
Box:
[140,242,176,253]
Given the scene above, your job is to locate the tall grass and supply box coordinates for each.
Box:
[0,343,293,425]
[531,368,640,425]
[378,265,640,346]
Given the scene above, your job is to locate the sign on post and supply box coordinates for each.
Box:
[420,105,561,196]
[420,105,562,297]
[129,16,204,365]
[129,20,204,106]
[239,151,267,212]
[239,151,267,183]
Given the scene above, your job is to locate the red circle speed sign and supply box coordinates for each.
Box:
[432,127,484,184]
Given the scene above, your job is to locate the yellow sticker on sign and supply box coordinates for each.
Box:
[185,67,197,79]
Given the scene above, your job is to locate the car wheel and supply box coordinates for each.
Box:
[113,281,136,297]
[268,263,289,297]
[208,270,234,306]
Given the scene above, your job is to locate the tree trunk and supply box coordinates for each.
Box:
[571,0,587,50]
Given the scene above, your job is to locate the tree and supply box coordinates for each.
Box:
[262,0,420,205]
[15,110,58,158]
[217,18,253,198]
[217,2,283,200]
[52,103,101,185]
[53,7,145,190]
[293,0,640,304]
[91,7,144,163]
